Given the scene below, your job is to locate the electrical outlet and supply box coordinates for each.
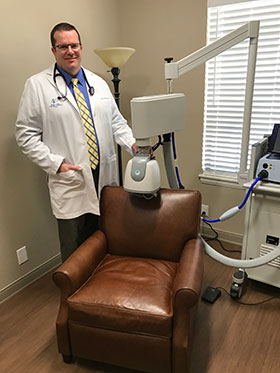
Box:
[201,204,209,217]
[16,246,28,265]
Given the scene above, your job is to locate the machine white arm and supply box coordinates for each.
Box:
[165,21,259,79]
[125,21,259,195]
[165,21,259,184]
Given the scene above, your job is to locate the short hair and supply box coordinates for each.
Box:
[50,22,82,48]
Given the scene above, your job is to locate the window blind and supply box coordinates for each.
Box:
[202,0,280,176]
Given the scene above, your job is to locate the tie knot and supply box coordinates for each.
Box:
[71,78,79,87]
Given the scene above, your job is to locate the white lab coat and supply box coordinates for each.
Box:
[15,64,135,219]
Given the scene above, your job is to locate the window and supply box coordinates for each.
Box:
[202,0,280,183]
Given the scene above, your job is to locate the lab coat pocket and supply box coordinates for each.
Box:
[48,170,86,200]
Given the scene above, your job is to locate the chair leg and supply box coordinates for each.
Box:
[62,354,72,364]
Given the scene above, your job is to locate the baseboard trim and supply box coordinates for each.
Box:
[200,223,243,245]
[0,254,62,304]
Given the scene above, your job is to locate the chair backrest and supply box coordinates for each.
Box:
[100,186,201,262]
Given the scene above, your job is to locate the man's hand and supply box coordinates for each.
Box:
[132,143,154,157]
[57,162,82,173]
[132,143,138,155]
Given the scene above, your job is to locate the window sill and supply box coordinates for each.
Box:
[199,172,242,189]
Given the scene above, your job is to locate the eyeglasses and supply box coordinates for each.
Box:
[55,43,81,51]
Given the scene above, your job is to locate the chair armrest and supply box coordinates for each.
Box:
[172,238,204,372]
[52,230,108,356]
[173,238,204,309]
[53,230,107,298]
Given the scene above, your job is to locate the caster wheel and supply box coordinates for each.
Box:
[230,268,247,299]
[230,282,243,299]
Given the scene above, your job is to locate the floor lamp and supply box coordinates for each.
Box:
[94,47,135,186]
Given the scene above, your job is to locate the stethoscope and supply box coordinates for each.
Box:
[53,63,95,100]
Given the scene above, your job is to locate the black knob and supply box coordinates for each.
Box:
[164,57,173,63]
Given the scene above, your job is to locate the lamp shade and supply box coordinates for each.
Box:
[94,47,135,68]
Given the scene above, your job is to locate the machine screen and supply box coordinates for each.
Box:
[268,123,280,153]
[273,130,280,153]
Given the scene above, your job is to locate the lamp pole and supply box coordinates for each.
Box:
[110,67,123,186]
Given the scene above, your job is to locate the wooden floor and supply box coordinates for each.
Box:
[1,240,279,373]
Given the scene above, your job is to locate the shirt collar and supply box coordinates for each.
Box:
[56,65,84,87]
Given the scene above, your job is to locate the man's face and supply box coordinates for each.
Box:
[52,30,82,76]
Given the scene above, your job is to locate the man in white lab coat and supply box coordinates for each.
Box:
[15,23,137,261]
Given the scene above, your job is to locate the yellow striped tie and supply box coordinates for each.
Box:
[72,78,99,169]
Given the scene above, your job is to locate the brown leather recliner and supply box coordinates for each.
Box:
[53,186,204,373]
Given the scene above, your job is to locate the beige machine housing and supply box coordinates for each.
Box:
[242,181,280,287]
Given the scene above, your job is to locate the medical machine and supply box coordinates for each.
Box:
[124,93,185,195]
[123,20,280,289]
[256,123,280,183]
[125,21,260,194]
[238,124,280,294]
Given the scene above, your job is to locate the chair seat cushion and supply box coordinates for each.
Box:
[68,254,178,338]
